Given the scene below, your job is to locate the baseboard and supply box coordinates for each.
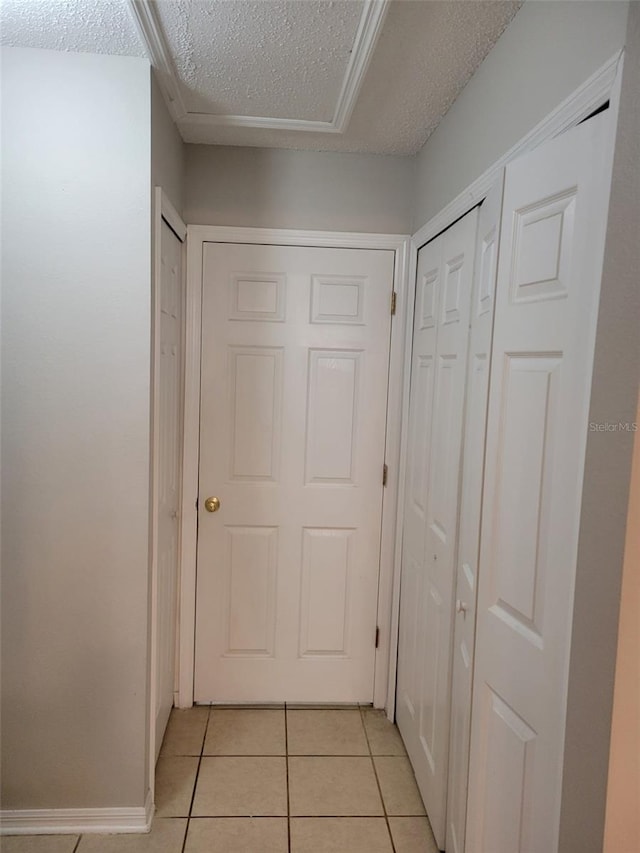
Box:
[0,788,154,835]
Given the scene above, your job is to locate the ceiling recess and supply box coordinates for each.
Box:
[128,0,390,135]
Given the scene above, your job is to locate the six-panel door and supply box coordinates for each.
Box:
[194,243,394,703]
[466,112,615,852]
[396,208,479,849]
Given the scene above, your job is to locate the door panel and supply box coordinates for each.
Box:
[300,527,354,656]
[305,348,361,483]
[195,244,394,703]
[228,346,283,481]
[466,113,615,853]
[224,525,278,656]
[397,208,479,848]
[155,220,183,756]
[446,176,504,853]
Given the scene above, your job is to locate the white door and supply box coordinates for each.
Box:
[445,176,503,853]
[194,243,394,703]
[155,219,184,755]
[397,208,478,848]
[466,112,615,853]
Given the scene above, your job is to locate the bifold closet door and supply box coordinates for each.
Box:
[446,176,503,853]
[397,207,478,849]
[466,111,616,853]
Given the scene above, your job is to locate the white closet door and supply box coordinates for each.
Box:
[396,234,441,770]
[466,112,615,853]
[446,176,503,853]
[397,207,478,849]
[195,243,394,703]
[155,220,183,756]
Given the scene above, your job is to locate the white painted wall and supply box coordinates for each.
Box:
[1,47,152,810]
[185,145,414,234]
[412,0,630,231]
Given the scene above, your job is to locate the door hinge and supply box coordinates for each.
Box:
[390,291,397,316]
[375,626,380,649]
[382,463,388,486]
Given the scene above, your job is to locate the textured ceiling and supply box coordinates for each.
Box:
[178,0,522,153]
[0,0,145,57]
[1,0,523,155]
[155,0,364,121]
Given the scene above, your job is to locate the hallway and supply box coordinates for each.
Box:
[3,706,437,852]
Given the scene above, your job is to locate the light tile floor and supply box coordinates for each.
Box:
[2,706,439,853]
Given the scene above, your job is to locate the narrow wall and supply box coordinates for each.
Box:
[412,0,630,231]
[185,145,414,234]
[560,3,640,850]
[604,395,640,853]
[1,47,152,810]
[152,70,185,214]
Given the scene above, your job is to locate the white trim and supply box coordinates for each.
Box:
[332,0,389,132]
[181,113,340,134]
[412,49,623,250]
[126,0,187,121]
[0,791,154,835]
[385,231,419,722]
[177,226,410,710]
[374,236,410,711]
[127,0,388,137]
[185,225,407,252]
[160,192,187,243]
[176,228,203,708]
[148,188,187,792]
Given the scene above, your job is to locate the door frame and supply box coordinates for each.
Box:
[177,226,411,712]
[149,187,187,799]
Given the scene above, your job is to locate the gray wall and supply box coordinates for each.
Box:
[152,70,185,214]
[185,145,414,234]
[412,0,630,231]
[1,47,152,809]
[560,4,640,851]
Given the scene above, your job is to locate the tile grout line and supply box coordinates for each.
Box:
[285,703,291,853]
[359,706,398,853]
[72,834,82,853]
[180,704,212,853]
[170,752,401,757]
[184,813,428,819]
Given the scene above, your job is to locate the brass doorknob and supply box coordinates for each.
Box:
[204,496,221,513]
